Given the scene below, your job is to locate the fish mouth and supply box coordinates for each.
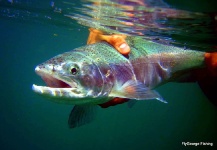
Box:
[32,66,82,98]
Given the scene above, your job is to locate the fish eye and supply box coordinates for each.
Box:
[71,67,78,75]
[67,63,79,75]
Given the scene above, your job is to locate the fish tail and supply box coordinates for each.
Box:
[198,52,217,106]
[198,76,217,106]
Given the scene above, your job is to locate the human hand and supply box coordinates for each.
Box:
[87,28,130,55]
[205,52,217,77]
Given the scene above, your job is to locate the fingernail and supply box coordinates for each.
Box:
[120,43,127,49]
[120,43,130,54]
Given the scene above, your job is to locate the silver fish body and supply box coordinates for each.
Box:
[32,36,206,128]
[33,36,205,105]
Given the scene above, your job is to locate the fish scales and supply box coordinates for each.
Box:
[33,36,205,105]
[32,36,213,128]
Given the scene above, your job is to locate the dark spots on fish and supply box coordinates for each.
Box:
[37,65,42,69]
[56,57,64,63]
[96,58,100,62]
[38,64,45,69]
[44,56,65,66]
[52,65,56,72]
[46,59,54,63]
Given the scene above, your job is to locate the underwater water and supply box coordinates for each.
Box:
[0,0,217,150]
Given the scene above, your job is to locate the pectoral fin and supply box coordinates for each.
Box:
[68,105,97,128]
[110,80,167,103]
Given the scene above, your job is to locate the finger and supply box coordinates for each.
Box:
[103,35,130,55]
[116,42,130,55]
[87,28,130,55]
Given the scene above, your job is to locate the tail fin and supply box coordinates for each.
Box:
[198,52,217,106]
[198,77,217,106]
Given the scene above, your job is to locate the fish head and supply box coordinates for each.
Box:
[32,51,107,103]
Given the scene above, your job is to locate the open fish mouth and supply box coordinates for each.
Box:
[32,66,82,98]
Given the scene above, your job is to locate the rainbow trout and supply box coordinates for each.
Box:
[32,36,205,128]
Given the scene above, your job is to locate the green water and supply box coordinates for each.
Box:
[0,0,217,150]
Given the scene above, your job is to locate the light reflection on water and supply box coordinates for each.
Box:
[68,0,216,51]
[69,0,206,35]
[0,0,216,50]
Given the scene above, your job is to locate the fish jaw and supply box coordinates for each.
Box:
[34,65,77,88]
[32,84,83,98]
[32,84,111,105]
[32,65,86,100]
